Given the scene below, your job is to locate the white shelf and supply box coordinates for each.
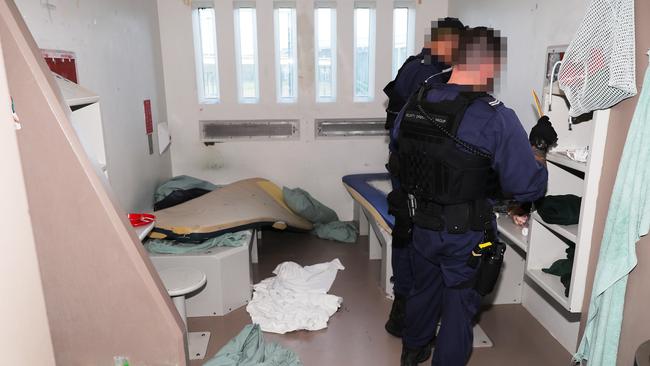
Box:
[531,212,578,243]
[526,268,570,310]
[546,151,587,173]
[496,214,528,253]
[53,73,99,107]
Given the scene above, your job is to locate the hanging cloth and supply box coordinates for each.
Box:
[575,59,650,365]
[558,0,636,117]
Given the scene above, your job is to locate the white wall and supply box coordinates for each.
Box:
[15,0,172,212]
[449,0,588,132]
[158,0,447,220]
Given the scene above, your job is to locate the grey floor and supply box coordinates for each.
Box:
[189,230,571,366]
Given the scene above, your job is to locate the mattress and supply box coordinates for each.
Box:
[151,178,313,242]
[342,173,394,232]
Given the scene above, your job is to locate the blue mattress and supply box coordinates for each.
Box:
[342,173,394,228]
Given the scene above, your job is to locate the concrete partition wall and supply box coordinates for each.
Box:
[0,1,186,365]
[0,25,56,366]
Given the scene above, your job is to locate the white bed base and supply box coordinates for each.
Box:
[149,230,260,317]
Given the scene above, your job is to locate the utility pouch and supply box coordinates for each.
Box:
[387,189,413,248]
[470,241,506,296]
[392,216,413,248]
[412,213,445,231]
[443,203,471,234]
[387,152,400,177]
[412,201,444,231]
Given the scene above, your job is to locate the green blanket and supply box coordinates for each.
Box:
[204,324,302,366]
[154,175,218,203]
[144,231,249,254]
[283,187,358,243]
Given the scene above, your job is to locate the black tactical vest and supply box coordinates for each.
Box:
[395,85,499,205]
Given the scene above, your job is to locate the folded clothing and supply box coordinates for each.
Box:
[536,194,582,225]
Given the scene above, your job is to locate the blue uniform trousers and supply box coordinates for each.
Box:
[392,245,414,297]
[403,226,483,366]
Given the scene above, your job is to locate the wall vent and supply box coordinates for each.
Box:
[200,120,299,142]
[316,118,387,138]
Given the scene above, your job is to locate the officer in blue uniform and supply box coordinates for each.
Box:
[384,18,464,132]
[388,27,557,365]
[383,18,466,345]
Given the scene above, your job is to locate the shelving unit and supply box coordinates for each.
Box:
[531,212,578,242]
[527,269,571,309]
[496,214,528,253]
[524,90,611,314]
[546,151,587,173]
[54,73,108,182]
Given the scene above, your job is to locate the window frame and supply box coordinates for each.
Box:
[233,2,261,104]
[353,2,377,102]
[391,2,416,78]
[314,2,337,103]
[273,2,299,103]
[192,3,221,104]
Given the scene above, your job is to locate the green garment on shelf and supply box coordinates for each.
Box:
[542,240,575,297]
[203,324,302,366]
[144,231,249,254]
[575,64,650,365]
[536,194,582,225]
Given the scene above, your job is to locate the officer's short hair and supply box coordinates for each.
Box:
[430,17,465,37]
[457,26,506,66]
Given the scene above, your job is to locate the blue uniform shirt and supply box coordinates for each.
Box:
[391,83,547,203]
[391,83,548,289]
[384,49,451,117]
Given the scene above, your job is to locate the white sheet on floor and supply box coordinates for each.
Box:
[246,259,345,334]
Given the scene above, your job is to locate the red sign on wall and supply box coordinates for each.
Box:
[143,100,153,135]
[41,49,78,83]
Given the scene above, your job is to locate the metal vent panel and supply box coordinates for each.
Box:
[200,120,299,141]
[316,118,388,138]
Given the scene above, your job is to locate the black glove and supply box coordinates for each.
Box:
[529,116,558,151]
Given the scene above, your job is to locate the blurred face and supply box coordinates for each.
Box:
[456,35,501,91]
[428,30,459,64]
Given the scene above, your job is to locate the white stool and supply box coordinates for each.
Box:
[158,267,211,360]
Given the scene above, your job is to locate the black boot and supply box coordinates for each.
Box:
[400,344,432,365]
[385,294,406,337]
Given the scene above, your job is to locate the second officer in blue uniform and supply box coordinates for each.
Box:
[383,18,466,345]
[388,27,556,365]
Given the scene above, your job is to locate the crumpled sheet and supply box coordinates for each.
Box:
[204,324,302,366]
[144,230,250,254]
[246,259,345,334]
[312,221,358,243]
